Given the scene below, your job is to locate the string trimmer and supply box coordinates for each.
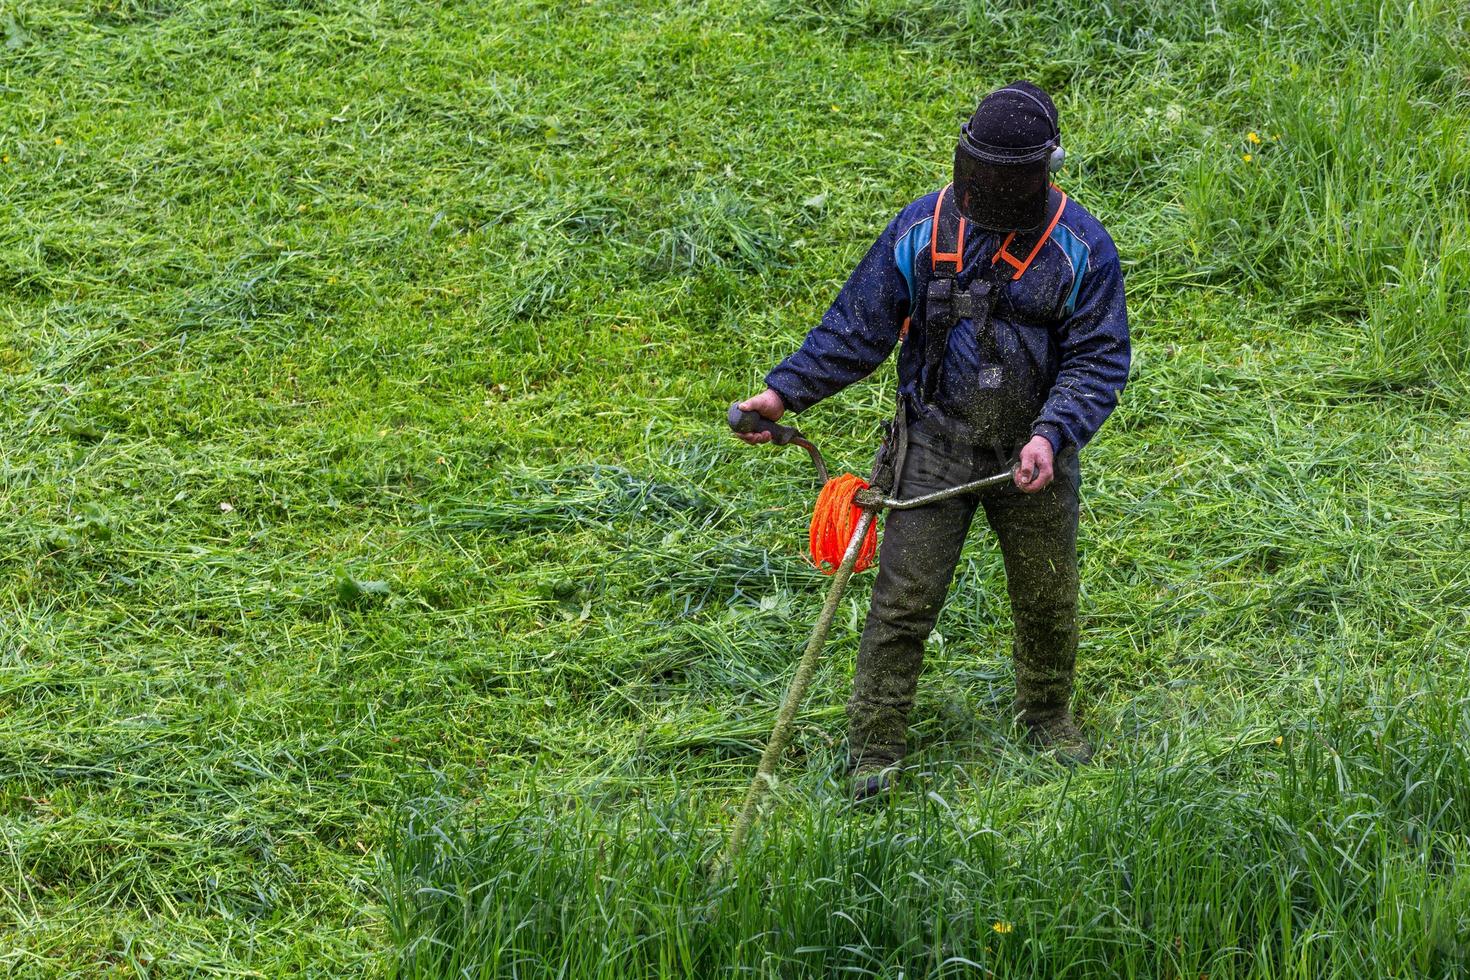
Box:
[720,403,1014,867]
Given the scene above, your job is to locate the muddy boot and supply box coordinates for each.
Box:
[845,698,909,773]
[846,704,905,804]
[850,762,902,804]
[1013,631,1090,765]
[1015,665,1093,765]
[1023,711,1094,766]
[1015,658,1093,766]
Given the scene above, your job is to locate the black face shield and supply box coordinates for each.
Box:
[953,122,1052,232]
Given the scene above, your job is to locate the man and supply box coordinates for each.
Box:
[734,81,1130,797]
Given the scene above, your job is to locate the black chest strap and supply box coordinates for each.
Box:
[917,184,1068,403]
[921,185,1003,400]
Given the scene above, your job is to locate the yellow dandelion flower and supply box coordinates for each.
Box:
[830,104,841,113]
[992,921,1013,934]
[1273,735,1283,746]
[296,203,307,213]
[1242,153,1254,163]
[1247,131,1262,144]
[2,155,9,164]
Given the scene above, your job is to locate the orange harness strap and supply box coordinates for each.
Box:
[930,183,1067,281]
[905,184,1066,343]
[992,187,1068,281]
[929,183,967,274]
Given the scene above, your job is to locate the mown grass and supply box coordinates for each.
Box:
[0,0,1467,974]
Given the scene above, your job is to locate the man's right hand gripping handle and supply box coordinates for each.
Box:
[729,388,788,445]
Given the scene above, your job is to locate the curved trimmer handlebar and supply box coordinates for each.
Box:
[727,402,830,485]
[719,399,1019,870]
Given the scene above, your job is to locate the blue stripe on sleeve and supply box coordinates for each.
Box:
[893,217,933,312]
[1051,221,1091,318]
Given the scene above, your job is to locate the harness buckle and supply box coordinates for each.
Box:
[925,278,955,326]
[951,281,991,320]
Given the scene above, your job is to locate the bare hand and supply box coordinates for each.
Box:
[1014,435,1055,493]
[733,388,786,444]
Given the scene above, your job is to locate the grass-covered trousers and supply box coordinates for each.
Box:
[847,412,1081,770]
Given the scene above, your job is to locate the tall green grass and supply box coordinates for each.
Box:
[1,0,1467,972]
[387,679,1470,978]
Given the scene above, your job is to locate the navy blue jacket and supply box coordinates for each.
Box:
[766,188,1130,454]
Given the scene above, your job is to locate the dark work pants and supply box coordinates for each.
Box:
[847,414,1081,769]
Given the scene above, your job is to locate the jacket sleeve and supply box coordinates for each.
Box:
[764,212,912,413]
[1031,238,1131,453]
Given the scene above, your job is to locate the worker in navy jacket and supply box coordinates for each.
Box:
[735,81,1130,796]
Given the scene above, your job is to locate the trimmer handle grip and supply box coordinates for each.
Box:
[727,402,801,445]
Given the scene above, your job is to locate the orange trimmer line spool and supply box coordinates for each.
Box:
[808,473,879,574]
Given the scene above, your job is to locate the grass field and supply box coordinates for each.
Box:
[2,0,1469,974]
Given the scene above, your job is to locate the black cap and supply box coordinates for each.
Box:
[964,81,1059,163]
